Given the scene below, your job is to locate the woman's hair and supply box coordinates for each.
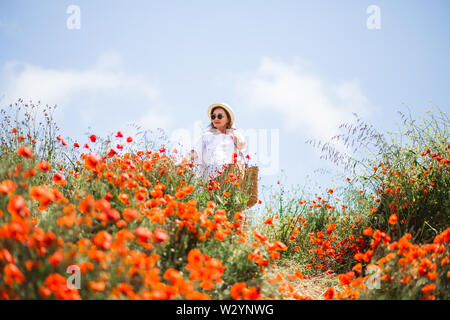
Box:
[208,106,232,130]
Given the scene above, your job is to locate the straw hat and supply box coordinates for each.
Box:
[207,103,235,128]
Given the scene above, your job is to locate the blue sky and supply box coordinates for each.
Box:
[1,0,449,201]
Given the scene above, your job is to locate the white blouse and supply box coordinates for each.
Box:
[192,128,247,179]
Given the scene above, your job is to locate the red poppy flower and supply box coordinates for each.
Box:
[153,229,169,243]
[388,214,398,225]
[323,287,334,300]
[17,145,33,159]
[36,161,50,172]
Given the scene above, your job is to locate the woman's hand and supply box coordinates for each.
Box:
[188,150,198,163]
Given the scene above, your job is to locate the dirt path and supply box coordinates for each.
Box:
[290,273,339,299]
[266,259,341,300]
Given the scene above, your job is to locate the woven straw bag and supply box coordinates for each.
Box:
[244,165,259,209]
[214,135,259,209]
[235,145,259,209]
[216,163,258,209]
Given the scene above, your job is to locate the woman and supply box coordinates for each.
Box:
[186,103,247,182]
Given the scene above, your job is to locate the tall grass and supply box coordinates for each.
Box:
[0,99,448,300]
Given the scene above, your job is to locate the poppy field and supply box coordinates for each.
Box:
[0,100,449,300]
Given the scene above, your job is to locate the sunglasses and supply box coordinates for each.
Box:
[211,114,225,120]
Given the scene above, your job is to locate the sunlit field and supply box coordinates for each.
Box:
[0,100,448,300]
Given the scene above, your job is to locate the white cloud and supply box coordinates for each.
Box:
[0,52,173,137]
[236,56,371,148]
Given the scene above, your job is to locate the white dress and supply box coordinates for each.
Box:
[192,128,247,180]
